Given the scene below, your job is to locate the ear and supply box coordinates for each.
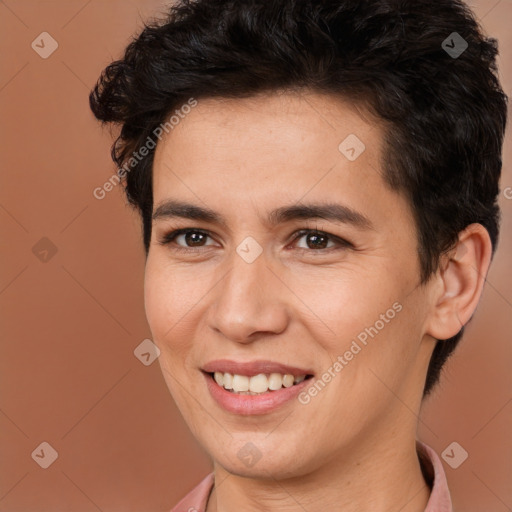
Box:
[425,224,493,340]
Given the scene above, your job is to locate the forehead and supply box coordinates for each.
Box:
[154,91,381,165]
[151,91,399,226]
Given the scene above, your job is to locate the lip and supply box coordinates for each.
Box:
[201,359,315,416]
[201,359,314,377]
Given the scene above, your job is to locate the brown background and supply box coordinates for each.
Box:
[0,0,511,511]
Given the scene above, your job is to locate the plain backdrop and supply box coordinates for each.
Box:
[0,0,511,511]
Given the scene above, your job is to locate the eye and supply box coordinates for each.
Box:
[158,229,215,251]
[158,228,353,253]
[292,229,353,252]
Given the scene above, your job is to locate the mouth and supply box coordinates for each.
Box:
[200,360,315,415]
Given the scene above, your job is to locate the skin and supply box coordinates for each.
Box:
[144,91,492,512]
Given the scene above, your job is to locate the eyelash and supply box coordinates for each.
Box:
[158,228,353,254]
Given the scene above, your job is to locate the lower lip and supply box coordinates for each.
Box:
[203,372,312,415]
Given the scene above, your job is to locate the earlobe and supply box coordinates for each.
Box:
[425,224,493,341]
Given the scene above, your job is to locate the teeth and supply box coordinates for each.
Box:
[282,374,294,388]
[249,374,268,393]
[223,372,233,390]
[268,373,283,390]
[232,374,249,392]
[212,372,308,393]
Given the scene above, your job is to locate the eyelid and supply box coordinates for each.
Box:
[157,226,354,252]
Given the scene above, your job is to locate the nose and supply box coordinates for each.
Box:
[207,246,289,344]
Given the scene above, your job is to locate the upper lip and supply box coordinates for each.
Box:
[202,359,314,377]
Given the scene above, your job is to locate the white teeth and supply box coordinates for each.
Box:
[268,373,283,390]
[249,374,268,393]
[223,372,233,389]
[282,374,294,388]
[212,372,308,393]
[232,374,249,392]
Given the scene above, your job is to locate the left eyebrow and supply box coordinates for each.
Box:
[152,200,375,231]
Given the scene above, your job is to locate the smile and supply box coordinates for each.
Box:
[201,360,315,415]
[211,372,308,394]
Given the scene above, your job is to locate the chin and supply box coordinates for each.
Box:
[216,458,307,481]
[209,439,315,481]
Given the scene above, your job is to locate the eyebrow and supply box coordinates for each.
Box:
[152,200,375,231]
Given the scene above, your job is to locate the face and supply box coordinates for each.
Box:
[145,92,436,479]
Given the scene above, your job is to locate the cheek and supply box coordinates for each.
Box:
[144,259,190,352]
[291,268,399,350]
[339,296,426,400]
[143,261,200,407]
[307,272,420,390]
[144,263,169,336]
[144,257,216,368]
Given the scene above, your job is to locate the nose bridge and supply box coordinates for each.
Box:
[209,242,287,341]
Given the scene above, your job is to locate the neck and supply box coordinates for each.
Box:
[206,429,431,512]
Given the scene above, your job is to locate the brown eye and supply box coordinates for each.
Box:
[181,231,208,247]
[300,232,330,250]
[159,229,215,250]
[292,230,353,252]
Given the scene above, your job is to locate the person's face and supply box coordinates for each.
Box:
[145,92,436,478]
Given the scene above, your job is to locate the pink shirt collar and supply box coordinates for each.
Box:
[171,440,452,512]
[417,440,453,512]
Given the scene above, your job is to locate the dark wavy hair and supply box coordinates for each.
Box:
[89,0,508,397]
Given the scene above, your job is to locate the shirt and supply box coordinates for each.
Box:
[170,440,452,512]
